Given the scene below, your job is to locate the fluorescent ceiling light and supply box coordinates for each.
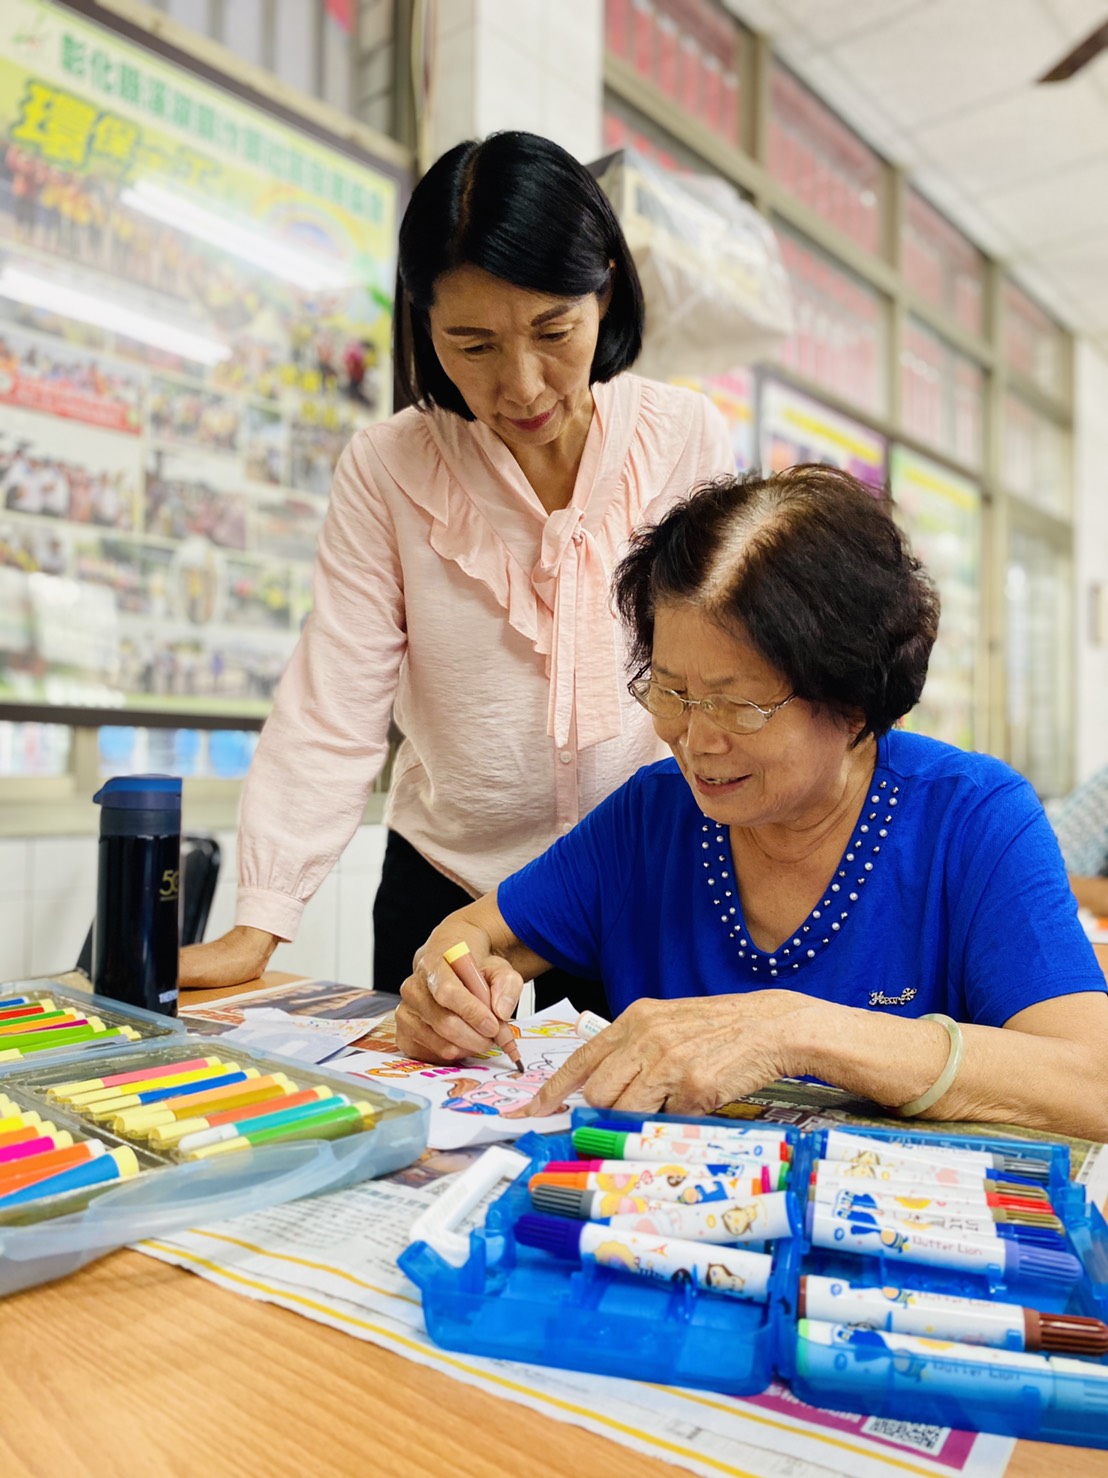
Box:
[121,181,352,293]
[0,266,231,365]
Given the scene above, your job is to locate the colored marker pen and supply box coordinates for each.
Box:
[112,1074,297,1133]
[0,1023,138,1060]
[807,1203,1082,1284]
[0,1132,74,1165]
[529,1165,776,1201]
[799,1275,1108,1355]
[591,1119,790,1149]
[822,1130,1051,1183]
[442,941,523,1071]
[174,1093,352,1154]
[0,1010,84,1036]
[0,1000,56,1020]
[49,1056,225,1099]
[149,1086,333,1148]
[66,1062,241,1107]
[532,1185,797,1244]
[572,1127,790,1165]
[0,1121,53,1151]
[809,1167,1055,1215]
[0,1140,107,1196]
[85,1069,258,1119]
[816,1185,1063,1234]
[515,1213,774,1301]
[812,1158,1050,1199]
[0,996,33,1009]
[575,1010,611,1040]
[827,1202,1065,1252]
[544,1157,788,1190]
[182,1099,374,1159]
[796,1320,1108,1417]
[0,1144,138,1208]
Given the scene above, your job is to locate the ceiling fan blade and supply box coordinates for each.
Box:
[1038,18,1108,81]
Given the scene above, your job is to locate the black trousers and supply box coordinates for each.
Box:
[372,830,609,1017]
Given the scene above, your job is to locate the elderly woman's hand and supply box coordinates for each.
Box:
[508,991,816,1118]
[396,927,526,1065]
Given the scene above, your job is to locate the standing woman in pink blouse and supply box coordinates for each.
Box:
[181,131,733,1010]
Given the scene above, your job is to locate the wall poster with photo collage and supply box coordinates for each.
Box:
[0,0,401,723]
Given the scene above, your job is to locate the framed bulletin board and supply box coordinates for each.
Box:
[0,0,404,726]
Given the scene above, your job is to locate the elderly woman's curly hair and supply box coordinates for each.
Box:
[613,464,940,745]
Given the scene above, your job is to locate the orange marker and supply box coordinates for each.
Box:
[0,1131,74,1165]
[0,1121,53,1151]
[0,1012,86,1037]
[149,1085,333,1148]
[0,1140,105,1196]
[113,1074,299,1134]
[442,941,523,1071]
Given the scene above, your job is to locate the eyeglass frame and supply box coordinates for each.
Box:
[627,675,797,734]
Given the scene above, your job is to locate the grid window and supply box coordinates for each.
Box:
[900,317,984,470]
[1004,280,1068,400]
[768,63,883,255]
[0,722,71,778]
[98,726,258,780]
[1006,530,1073,799]
[774,225,886,416]
[606,0,742,148]
[1002,394,1068,517]
[903,189,985,336]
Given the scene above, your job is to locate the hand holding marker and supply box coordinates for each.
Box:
[442,942,523,1072]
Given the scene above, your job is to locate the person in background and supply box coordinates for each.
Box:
[1052,764,1108,919]
[180,131,733,1010]
[396,467,1108,1142]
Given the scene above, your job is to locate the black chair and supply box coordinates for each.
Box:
[76,834,221,977]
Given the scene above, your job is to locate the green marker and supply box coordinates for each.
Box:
[182,1099,374,1159]
[0,1021,134,1060]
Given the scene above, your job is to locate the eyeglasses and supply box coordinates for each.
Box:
[628,677,796,735]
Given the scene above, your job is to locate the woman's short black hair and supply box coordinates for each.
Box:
[393,131,644,418]
[612,465,940,743]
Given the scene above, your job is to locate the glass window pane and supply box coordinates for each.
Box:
[774,224,887,417]
[98,726,257,780]
[890,446,980,751]
[1005,530,1072,798]
[606,0,743,148]
[602,99,702,174]
[1002,393,1068,516]
[768,62,883,254]
[1004,280,1068,399]
[903,189,984,336]
[0,721,71,777]
[900,316,984,469]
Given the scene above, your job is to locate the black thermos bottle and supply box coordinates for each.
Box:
[91,775,182,1017]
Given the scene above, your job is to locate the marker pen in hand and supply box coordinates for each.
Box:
[799,1274,1108,1355]
[442,942,523,1071]
[515,1212,774,1301]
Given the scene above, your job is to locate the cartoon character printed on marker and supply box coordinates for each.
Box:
[705,1263,747,1294]
[721,1204,761,1237]
[593,1239,639,1274]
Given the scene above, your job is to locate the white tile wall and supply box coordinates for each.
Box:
[1073,341,1108,784]
[0,825,389,990]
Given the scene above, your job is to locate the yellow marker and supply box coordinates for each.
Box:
[148,1085,333,1149]
[184,1099,376,1160]
[85,1067,262,1123]
[0,1112,46,1137]
[111,1074,297,1136]
[47,1055,227,1101]
[65,1062,240,1109]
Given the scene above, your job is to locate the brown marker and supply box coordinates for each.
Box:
[442,942,523,1072]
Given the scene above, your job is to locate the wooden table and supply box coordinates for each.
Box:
[3,970,1108,1478]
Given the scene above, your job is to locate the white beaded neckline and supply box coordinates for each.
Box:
[700,779,901,978]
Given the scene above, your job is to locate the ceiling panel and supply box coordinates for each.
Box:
[914,79,1108,195]
[981,158,1108,250]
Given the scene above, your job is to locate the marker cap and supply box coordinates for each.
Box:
[515,1212,581,1261]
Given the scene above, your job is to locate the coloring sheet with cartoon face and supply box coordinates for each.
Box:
[334,999,585,1149]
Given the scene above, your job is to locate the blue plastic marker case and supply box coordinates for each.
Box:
[781,1122,1108,1449]
[401,1106,802,1394]
[0,1037,429,1296]
[0,977,184,1071]
[404,1111,1108,1447]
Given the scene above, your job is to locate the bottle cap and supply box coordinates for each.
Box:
[93,775,182,812]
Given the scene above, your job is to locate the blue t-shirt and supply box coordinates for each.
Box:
[498,730,1105,1025]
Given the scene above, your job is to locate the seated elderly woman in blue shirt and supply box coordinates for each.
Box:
[396,466,1108,1140]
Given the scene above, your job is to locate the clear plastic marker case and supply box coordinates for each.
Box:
[0,1037,429,1296]
[0,978,184,1069]
[404,1110,1108,1447]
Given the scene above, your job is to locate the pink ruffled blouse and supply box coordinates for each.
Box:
[237,373,734,940]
